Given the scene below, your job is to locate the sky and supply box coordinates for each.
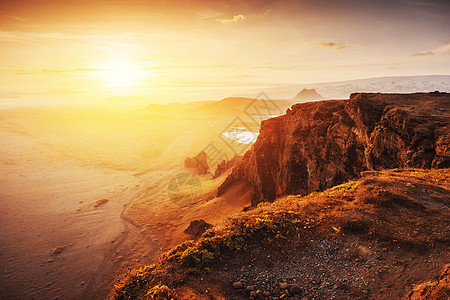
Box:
[0,0,449,104]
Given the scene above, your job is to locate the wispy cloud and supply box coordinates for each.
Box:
[0,11,27,22]
[41,68,103,74]
[411,51,434,56]
[316,41,359,50]
[410,43,450,57]
[0,30,136,44]
[216,14,245,24]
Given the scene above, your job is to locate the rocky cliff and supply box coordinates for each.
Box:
[218,92,450,204]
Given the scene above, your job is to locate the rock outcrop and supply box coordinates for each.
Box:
[214,155,243,178]
[218,92,450,205]
[184,219,213,239]
[185,151,209,175]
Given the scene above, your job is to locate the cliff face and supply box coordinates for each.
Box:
[218,92,450,204]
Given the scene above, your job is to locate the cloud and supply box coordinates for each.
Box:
[8,15,27,22]
[0,11,27,22]
[316,41,359,50]
[411,51,434,56]
[217,14,245,24]
[410,43,450,57]
[41,68,103,74]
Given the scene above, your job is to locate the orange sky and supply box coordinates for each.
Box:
[0,0,449,104]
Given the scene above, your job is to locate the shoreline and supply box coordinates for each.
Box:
[0,125,153,299]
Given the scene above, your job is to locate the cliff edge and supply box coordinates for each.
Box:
[219,92,450,205]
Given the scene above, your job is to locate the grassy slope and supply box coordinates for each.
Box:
[112,169,449,300]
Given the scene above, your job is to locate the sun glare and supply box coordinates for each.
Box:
[95,61,145,88]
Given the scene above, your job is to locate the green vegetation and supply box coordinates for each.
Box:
[162,212,294,270]
[113,169,449,299]
[113,180,363,299]
[145,285,176,300]
[325,181,359,197]
[113,265,156,299]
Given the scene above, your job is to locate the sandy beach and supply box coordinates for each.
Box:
[0,106,250,299]
[0,121,146,299]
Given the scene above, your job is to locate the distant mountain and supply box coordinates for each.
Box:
[104,96,148,107]
[146,96,297,117]
[234,75,450,100]
[292,88,324,101]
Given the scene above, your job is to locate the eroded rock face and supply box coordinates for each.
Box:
[218,92,450,205]
[185,151,209,175]
[214,155,243,178]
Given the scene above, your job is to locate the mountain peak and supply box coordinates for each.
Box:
[293,88,324,101]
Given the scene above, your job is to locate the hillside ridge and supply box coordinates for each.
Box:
[113,168,450,300]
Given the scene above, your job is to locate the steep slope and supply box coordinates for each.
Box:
[113,169,450,300]
[219,92,450,204]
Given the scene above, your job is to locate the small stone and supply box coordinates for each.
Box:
[263,290,271,297]
[233,281,244,289]
[52,246,65,255]
[364,264,371,268]
[80,281,85,286]
[288,284,302,295]
[93,199,109,207]
[246,285,255,291]
[279,282,288,289]
[301,297,309,300]
[249,291,256,297]
[280,294,287,299]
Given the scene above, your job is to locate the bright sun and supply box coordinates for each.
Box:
[96,61,145,88]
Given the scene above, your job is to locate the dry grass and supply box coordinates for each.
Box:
[112,168,449,299]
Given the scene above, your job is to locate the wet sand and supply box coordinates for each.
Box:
[0,125,148,299]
